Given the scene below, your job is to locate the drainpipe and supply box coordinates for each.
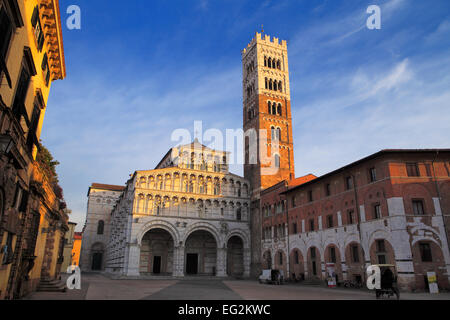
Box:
[285,184,291,280]
[351,173,366,283]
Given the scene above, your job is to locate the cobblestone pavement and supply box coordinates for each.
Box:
[24,273,450,300]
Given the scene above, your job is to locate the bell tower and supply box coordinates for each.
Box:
[242,33,295,276]
[242,33,295,196]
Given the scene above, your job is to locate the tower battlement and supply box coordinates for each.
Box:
[242,32,288,55]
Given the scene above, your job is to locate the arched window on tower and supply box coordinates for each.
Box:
[271,126,275,140]
[272,104,276,115]
[277,128,281,140]
[268,57,272,68]
[272,59,276,69]
[277,103,282,116]
[97,220,104,235]
[269,79,273,90]
[273,81,278,91]
[264,56,267,67]
[277,60,281,70]
[274,154,280,168]
[265,78,268,89]
[268,101,271,114]
[279,81,283,92]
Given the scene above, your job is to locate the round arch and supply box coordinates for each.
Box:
[137,220,180,246]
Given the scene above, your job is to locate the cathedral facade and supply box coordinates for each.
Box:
[103,141,251,277]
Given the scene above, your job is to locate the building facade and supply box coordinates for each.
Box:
[0,0,66,299]
[104,140,251,277]
[71,232,82,266]
[80,183,124,272]
[261,150,450,291]
[242,33,296,277]
[61,221,76,272]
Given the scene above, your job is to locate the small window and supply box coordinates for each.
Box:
[373,204,381,219]
[419,242,432,262]
[309,219,315,232]
[325,183,331,197]
[348,210,355,224]
[220,208,224,216]
[376,240,386,253]
[412,200,425,216]
[425,164,432,177]
[310,247,316,259]
[292,222,297,234]
[236,208,241,221]
[369,167,377,182]
[2,232,14,265]
[97,220,104,235]
[308,190,313,202]
[291,196,296,208]
[351,245,359,263]
[345,176,353,190]
[327,215,334,228]
[406,163,420,177]
[330,247,336,263]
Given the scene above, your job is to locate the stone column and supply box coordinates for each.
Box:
[216,247,227,277]
[173,246,185,277]
[243,248,251,277]
[126,243,141,276]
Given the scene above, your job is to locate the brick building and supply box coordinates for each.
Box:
[261,149,450,291]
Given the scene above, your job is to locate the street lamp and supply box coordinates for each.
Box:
[0,133,14,155]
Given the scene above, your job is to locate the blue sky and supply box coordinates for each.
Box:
[42,0,450,231]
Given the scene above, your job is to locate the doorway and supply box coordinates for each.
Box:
[153,256,162,274]
[92,252,103,270]
[186,254,198,275]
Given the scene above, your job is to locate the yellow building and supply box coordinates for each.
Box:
[61,221,76,273]
[0,0,66,299]
[71,232,82,267]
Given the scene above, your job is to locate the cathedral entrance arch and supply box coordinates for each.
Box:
[139,228,174,275]
[185,230,217,275]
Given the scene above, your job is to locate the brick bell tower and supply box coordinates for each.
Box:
[242,33,295,276]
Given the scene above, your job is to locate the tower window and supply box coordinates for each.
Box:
[279,81,282,92]
[277,103,282,116]
[274,154,280,168]
[267,101,271,114]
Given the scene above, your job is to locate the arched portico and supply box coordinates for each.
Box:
[139,228,174,275]
[184,230,218,276]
